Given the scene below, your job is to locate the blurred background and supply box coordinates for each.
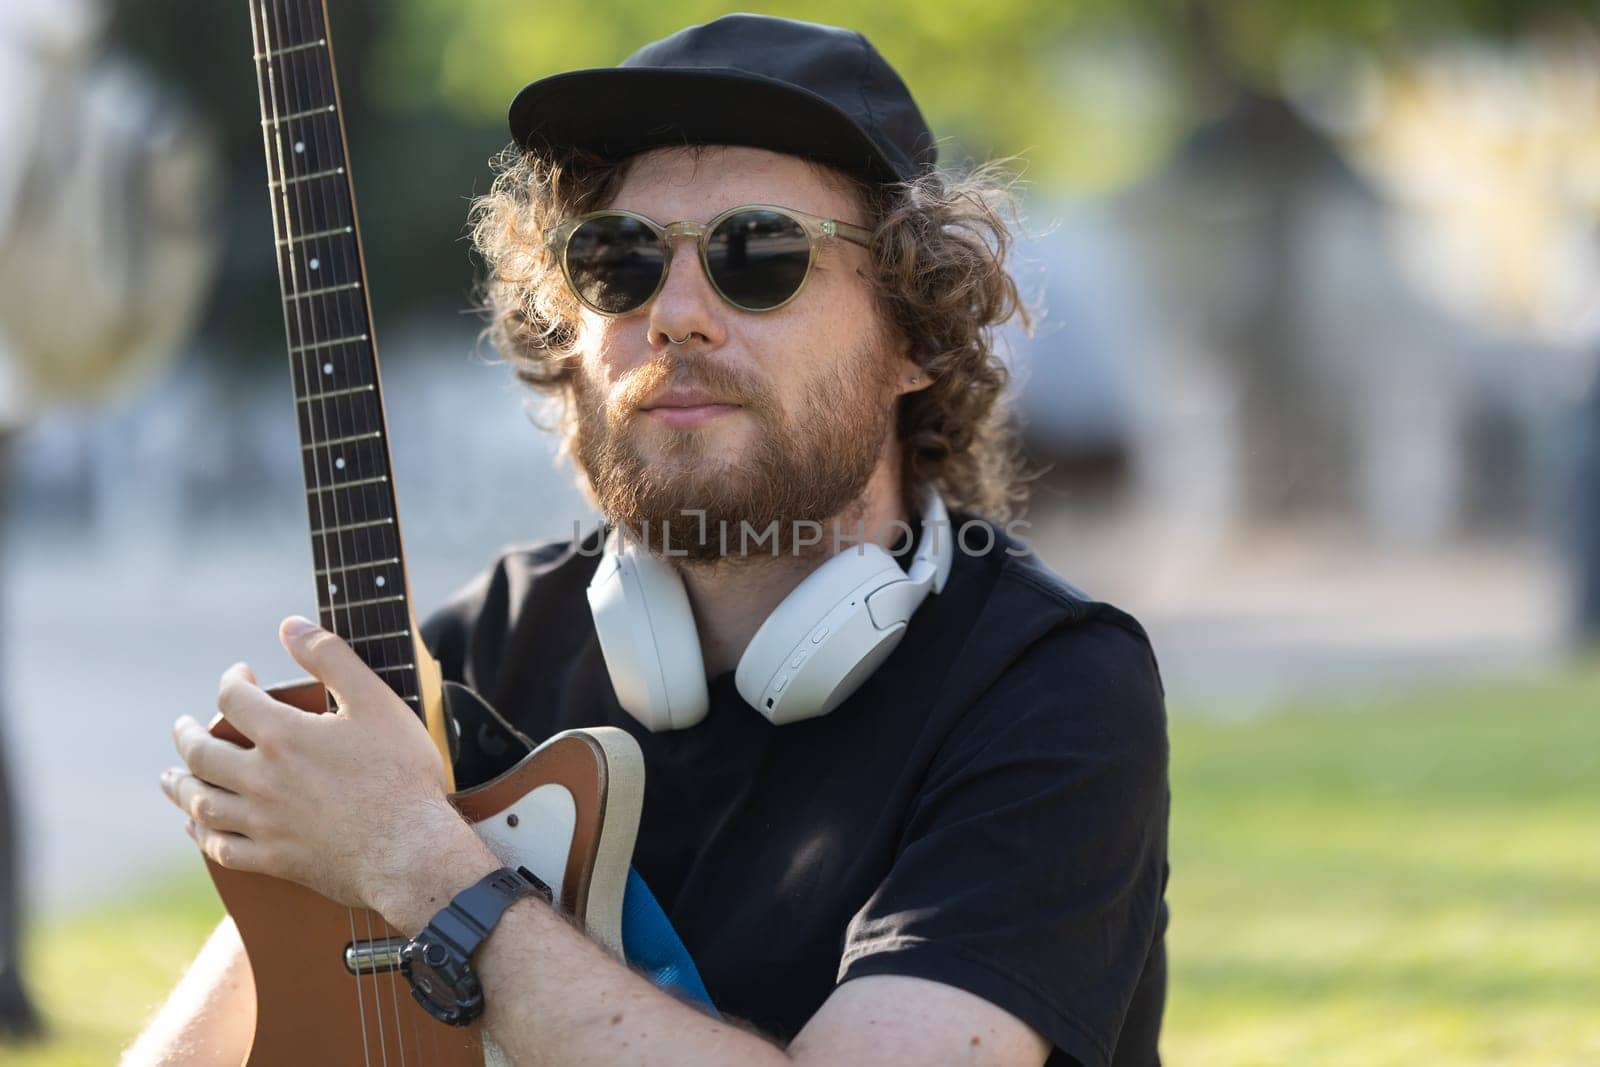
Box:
[0,0,1596,1063]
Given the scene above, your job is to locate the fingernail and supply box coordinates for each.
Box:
[283,615,317,638]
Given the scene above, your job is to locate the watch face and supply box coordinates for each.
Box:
[400,937,482,1025]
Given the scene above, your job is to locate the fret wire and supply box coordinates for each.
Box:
[308,474,390,494]
[315,556,399,576]
[253,38,327,61]
[270,165,345,189]
[325,594,407,611]
[347,629,412,645]
[261,103,335,126]
[290,334,369,354]
[302,430,381,450]
[277,225,352,246]
[289,281,361,301]
[312,517,393,538]
[297,384,374,405]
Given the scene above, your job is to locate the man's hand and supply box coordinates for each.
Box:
[160,615,461,911]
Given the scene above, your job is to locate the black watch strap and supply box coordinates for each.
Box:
[432,866,551,958]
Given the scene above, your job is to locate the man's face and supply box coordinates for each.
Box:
[568,145,906,559]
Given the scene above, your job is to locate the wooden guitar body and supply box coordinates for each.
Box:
[206,680,644,1065]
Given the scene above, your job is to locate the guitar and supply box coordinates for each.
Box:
[202,2,645,1061]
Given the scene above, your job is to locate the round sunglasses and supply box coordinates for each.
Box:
[546,204,873,317]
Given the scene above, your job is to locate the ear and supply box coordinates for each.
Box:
[890,340,932,398]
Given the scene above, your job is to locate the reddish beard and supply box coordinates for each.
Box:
[571,346,895,562]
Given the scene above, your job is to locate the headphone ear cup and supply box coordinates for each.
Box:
[735,546,909,725]
[587,541,709,731]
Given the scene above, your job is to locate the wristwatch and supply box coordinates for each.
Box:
[399,865,553,1026]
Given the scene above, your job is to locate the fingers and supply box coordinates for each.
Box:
[214,661,296,743]
[184,815,265,874]
[173,714,257,791]
[162,768,254,837]
[278,616,390,714]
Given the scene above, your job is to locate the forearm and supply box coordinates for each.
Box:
[121,916,254,1066]
[378,814,792,1067]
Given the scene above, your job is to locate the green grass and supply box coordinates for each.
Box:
[4,663,1597,1065]
[1163,662,1600,1066]
[4,871,222,1066]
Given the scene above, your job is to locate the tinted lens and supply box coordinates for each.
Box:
[563,215,664,314]
[705,210,811,310]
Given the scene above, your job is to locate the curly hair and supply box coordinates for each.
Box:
[466,144,1031,520]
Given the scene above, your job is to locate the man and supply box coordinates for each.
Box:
[136,15,1169,1066]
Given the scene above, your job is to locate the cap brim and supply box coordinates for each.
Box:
[508,67,905,185]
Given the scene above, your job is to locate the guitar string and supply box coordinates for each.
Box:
[257,0,388,1062]
[275,0,417,1059]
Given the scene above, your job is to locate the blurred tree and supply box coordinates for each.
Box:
[369,0,1585,177]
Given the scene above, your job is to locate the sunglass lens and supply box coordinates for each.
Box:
[564,215,664,314]
[705,210,811,310]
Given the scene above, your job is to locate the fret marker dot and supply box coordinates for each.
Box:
[334,457,346,470]
[322,362,333,375]
[328,583,339,596]
[308,257,320,271]
[375,576,386,588]
[294,141,305,153]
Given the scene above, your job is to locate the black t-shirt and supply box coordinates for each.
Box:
[420,517,1170,1067]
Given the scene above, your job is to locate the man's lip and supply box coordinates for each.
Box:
[638,389,740,410]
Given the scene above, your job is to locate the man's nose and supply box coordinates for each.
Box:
[647,234,726,347]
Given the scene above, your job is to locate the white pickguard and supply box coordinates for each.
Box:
[470,782,578,893]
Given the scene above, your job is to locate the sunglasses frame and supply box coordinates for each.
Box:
[547,203,874,317]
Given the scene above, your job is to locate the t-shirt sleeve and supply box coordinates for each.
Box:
[836,615,1170,1067]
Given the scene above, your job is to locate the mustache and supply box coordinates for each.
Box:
[612,350,770,421]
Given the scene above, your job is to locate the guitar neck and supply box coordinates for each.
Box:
[247,0,423,718]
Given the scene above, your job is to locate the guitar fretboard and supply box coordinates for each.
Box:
[247,0,421,714]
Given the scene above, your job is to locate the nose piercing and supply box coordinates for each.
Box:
[665,333,690,345]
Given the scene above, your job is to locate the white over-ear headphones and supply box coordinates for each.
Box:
[586,490,954,730]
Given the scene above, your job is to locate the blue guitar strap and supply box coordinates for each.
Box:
[621,867,717,1014]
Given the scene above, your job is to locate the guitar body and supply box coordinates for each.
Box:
[206,681,645,1065]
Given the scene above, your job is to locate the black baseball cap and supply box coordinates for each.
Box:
[507,14,937,186]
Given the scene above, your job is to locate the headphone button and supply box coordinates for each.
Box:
[790,651,807,669]
[810,626,828,644]
[773,674,789,692]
